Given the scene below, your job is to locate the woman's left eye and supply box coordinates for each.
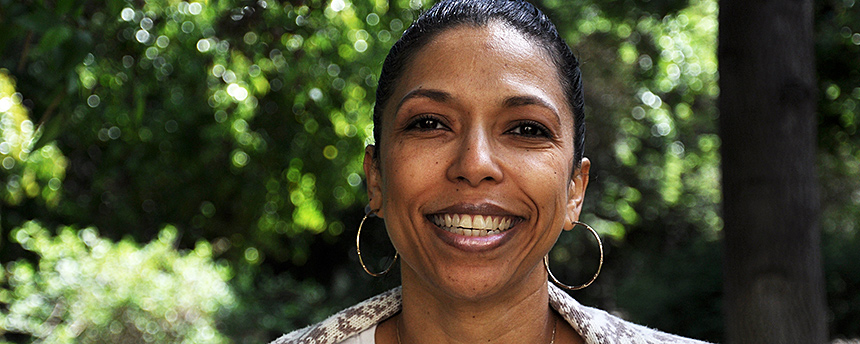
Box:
[508,121,551,138]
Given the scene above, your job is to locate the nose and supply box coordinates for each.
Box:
[446,129,503,187]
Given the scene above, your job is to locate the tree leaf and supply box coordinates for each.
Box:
[56,0,75,15]
[36,25,72,53]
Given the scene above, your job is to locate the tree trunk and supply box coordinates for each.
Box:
[719,0,827,343]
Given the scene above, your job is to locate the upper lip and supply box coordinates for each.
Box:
[427,202,523,219]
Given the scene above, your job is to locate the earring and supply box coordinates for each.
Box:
[545,221,604,290]
[356,209,399,277]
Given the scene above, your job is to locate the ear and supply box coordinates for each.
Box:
[363,145,385,218]
[564,158,590,231]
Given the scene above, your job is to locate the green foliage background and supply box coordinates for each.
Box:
[0,0,857,342]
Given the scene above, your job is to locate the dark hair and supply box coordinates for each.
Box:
[372,0,585,169]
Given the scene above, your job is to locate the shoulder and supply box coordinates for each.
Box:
[269,287,401,344]
[548,285,712,344]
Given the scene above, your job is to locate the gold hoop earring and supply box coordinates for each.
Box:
[545,221,604,290]
[356,209,399,277]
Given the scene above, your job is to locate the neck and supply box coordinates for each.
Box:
[398,264,555,344]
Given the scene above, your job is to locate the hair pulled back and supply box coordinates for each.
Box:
[373,0,585,168]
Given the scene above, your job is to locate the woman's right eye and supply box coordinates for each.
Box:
[407,116,446,130]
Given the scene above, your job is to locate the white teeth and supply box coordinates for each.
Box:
[473,215,485,229]
[430,214,517,236]
[460,216,472,229]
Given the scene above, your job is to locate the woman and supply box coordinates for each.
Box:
[272,0,710,343]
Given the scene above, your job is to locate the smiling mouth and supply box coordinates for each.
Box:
[429,214,519,237]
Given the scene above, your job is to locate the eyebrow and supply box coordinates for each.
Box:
[502,95,561,125]
[395,89,561,125]
[395,89,452,113]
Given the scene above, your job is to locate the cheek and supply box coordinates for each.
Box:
[508,145,570,175]
[507,150,572,205]
[379,144,445,203]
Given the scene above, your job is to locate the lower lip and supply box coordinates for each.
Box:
[431,222,515,252]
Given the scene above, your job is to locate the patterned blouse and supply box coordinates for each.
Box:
[270,284,712,344]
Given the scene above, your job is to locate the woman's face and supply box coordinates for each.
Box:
[365,21,590,300]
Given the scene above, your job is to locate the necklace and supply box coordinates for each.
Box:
[396,315,557,344]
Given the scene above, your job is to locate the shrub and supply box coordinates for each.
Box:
[0,222,234,344]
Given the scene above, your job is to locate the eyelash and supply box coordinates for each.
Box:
[404,116,552,139]
[406,114,447,131]
[508,120,552,138]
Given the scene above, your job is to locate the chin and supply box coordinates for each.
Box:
[413,259,543,302]
[437,278,510,301]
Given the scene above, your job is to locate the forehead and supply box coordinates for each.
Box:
[432,21,547,66]
[384,21,571,123]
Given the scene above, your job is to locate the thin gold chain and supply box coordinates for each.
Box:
[396,315,558,344]
[396,316,402,344]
